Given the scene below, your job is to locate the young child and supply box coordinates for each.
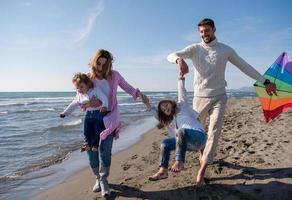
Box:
[140,74,207,183]
[60,73,108,152]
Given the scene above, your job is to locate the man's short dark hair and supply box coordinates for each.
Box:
[198,18,215,28]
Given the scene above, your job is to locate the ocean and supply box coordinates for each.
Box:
[0,90,256,200]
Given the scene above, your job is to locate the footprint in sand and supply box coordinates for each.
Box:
[122,163,132,171]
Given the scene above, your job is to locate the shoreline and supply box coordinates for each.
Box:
[32,127,163,200]
[32,98,292,200]
[2,117,156,200]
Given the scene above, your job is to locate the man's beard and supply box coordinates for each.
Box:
[203,37,214,43]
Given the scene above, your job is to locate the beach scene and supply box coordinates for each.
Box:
[1,1,292,200]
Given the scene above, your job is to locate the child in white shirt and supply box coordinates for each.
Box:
[60,73,108,152]
[141,74,207,183]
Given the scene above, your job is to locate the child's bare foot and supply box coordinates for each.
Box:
[91,146,98,152]
[149,168,168,181]
[170,161,184,172]
[80,144,90,152]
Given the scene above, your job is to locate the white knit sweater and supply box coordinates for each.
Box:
[167,38,265,97]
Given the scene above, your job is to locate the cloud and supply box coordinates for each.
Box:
[74,0,105,43]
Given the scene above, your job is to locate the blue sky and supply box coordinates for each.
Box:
[1,0,292,92]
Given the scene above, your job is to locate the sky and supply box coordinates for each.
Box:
[0,0,292,92]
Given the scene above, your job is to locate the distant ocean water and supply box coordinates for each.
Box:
[0,90,256,200]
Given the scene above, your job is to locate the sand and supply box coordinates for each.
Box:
[32,98,292,200]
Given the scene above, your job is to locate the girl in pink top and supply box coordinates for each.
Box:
[81,49,142,197]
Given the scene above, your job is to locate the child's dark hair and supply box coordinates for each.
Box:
[157,100,177,128]
[72,73,94,89]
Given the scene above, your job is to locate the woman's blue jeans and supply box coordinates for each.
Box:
[85,110,114,169]
[160,128,206,168]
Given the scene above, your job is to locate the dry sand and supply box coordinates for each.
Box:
[33,98,292,200]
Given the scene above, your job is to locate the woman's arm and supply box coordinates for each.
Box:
[80,96,102,110]
[116,71,138,100]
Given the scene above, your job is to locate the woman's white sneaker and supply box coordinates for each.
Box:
[92,179,101,192]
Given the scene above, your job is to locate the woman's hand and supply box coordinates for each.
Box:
[80,96,102,109]
[141,94,152,110]
[136,89,143,99]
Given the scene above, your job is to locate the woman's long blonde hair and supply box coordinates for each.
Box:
[89,49,114,79]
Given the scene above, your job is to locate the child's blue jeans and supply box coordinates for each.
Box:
[160,128,207,168]
[83,110,104,147]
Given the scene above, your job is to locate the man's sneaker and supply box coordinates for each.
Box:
[92,179,101,192]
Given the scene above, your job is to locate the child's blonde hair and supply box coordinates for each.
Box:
[72,73,94,89]
[89,49,114,79]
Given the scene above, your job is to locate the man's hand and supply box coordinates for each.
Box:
[265,83,277,96]
[177,58,189,76]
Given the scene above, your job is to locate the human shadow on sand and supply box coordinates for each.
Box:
[211,160,292,181]
[100,180,292,200]
[97,160,292,200]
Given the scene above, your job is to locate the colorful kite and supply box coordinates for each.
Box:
[254,52,292,123]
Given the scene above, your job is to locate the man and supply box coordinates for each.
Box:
[167,18,277,186]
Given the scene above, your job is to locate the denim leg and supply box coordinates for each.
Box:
[83,114,91,145]
[86,111,104,171]
[160,137,176,168]
[99,132,114,168]
[87,150,99,169]
[91,113,102,147]
[175,129,187,162]
[184,129,207,151]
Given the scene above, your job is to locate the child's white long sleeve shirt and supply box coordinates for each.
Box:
[62,86,108,116]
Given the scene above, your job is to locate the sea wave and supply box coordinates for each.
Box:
[0,149,76,182]
[118,102,144,106]
[15,108,55,113]
[0,111,8,115]
[47,119,82,131]
[0,97,74,107]
[0,102,39,107]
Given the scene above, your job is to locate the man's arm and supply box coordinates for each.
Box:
[167,45,196,76]
[228,48,277,96]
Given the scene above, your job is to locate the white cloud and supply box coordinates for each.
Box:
[74,0,105,43]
